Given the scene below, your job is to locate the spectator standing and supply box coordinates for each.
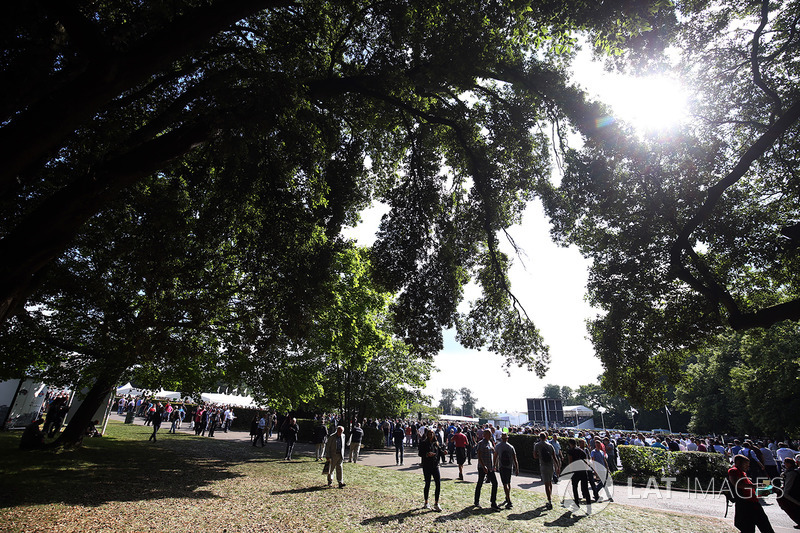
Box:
[349,422,364,463]
[777,457,800,528]
[253,413,266,447]
[419,428,443,512]
[394,424,406,465]
[759,442,779,481]
[474,429,500,510]
[313,422,328,461]
[728,454,775,533]
[494,432,519,509]
[534,432,560,508]
[454,428,469,480]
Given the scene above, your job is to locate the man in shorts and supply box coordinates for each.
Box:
[454,427,469,480]
[534,432,560,508]
[494,432,519,509]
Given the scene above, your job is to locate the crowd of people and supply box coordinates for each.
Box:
[312,417,800,529]
[24,396,799,530]
[116,396,238,442]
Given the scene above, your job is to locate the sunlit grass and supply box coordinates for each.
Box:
[0,420,730,532]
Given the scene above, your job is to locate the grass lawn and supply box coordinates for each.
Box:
[0,420,731,532]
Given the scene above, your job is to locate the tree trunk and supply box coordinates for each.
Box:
[52,372,119,448]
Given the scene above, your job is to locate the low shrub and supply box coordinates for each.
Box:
[617,445,729,488]
[672,451,729,487]
[296,419,316,443]
[362,427,386,450]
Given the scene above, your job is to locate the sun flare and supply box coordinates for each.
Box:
[602,75,689,132]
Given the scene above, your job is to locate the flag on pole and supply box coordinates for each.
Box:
[665,405,671,416]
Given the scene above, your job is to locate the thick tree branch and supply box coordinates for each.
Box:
[670,97,800,329]
[751,0,782,114]
[0,0,290,195]
[0,122,215,323]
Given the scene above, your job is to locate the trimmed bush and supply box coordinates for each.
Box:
[362,427,386,450]
[507,433,538,472]
[506,433,569,474]
[615,445,729,488]
[617,445,669,484]
[672,451,729,487]
[296,418,316,443]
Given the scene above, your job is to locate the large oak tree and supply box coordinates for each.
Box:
[1,0,667,444]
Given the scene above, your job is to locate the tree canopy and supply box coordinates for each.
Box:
[543,0,800,406]
[1,0,674,444]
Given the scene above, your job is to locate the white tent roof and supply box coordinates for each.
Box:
[563,405,594,416]
[117,383,264,408]
[438,414,480,422]
[200,392,262,409]
[116,383,185,401]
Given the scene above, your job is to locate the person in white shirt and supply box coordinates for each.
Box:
[777,443,800,463]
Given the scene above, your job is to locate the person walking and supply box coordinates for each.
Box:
[474,429,500,510]
[590,439,614,502]
[534,432,560,508]
[494,432,519,509]
[454,427,469,480]
[394,424,406,465]
[284,418,299,460]
[419,428,443,512]
[565,438,592,508]
[729,454,775,533]
[349,422,364,463]
[324,425,347,488]
[148,404,163,442]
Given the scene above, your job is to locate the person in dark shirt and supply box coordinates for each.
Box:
[565,438,591,507]
[418,428,442,511]
[348,422,364,463]
[284,418,299,460]
[20,418,45,450]
[393,424,406,465]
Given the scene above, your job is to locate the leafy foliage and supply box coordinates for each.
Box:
[675,322,800,437]
[543,0,800,406]
[615,445,729,489]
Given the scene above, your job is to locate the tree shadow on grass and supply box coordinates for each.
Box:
[0,426,265,509]
[507,504,549,521]
[543,510,586,527]
[432,505,480,524]
[270,485,329,495]
[360,507,426,526]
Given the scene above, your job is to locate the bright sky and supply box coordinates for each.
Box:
[344,47,688,414]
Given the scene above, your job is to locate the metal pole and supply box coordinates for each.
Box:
[666,407,672,434]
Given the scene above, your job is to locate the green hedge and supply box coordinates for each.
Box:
[614,445,729,488]
[297,419,316,443]
[362,427,386,450]
[672,450,729,487]
[506,434,570,473]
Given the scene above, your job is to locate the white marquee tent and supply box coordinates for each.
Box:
[116,383,261,408]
